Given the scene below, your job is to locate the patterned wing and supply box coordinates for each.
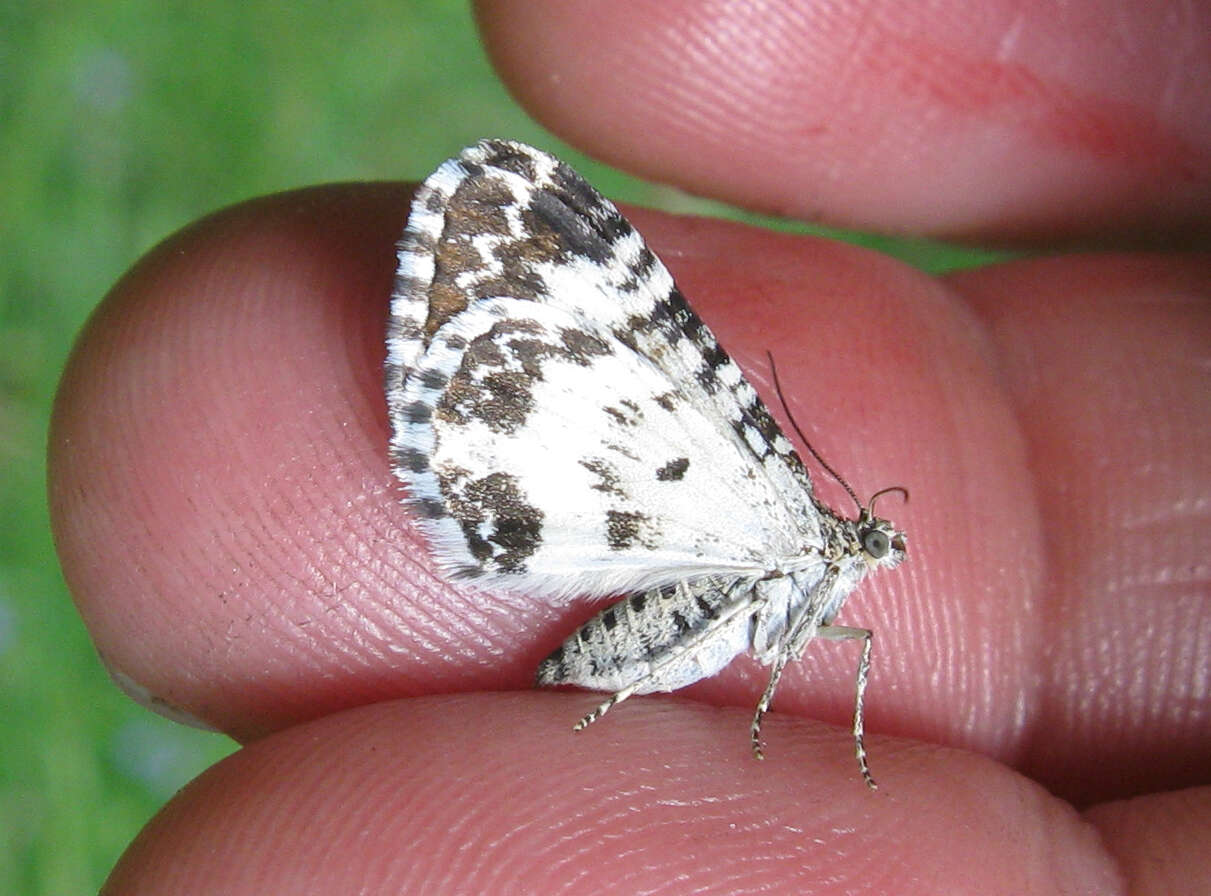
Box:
[387,140,824,599]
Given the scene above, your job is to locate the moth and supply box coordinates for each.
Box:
[386,139,906,788]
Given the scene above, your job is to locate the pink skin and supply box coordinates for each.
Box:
[478,0,1211,245]
[49,3,1209,893]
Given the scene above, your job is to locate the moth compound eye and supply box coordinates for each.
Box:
[862,529,890,559]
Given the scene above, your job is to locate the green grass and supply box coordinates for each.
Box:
[1,3,999,891]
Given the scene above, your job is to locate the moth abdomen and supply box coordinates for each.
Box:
[536,576,753,694]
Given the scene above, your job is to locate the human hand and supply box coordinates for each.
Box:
[51,2,1210,892]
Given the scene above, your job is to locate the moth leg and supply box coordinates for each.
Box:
[572,581,758,731]
[750,643,797,760]
[749,589,781,661]
[572,683,641,731]
[816,624,876,790]
[750,567,838,760]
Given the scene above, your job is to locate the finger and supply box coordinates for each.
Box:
[49,184,1010,750]
[1085,787,1211,896]
[49,183,1210,808]
[947,255,1211,804]
[477,0,1211,244]
[101,695,1119,895]
[50,184,430,740]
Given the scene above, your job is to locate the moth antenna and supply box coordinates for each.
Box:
[766,351,862,515]
[867,485,909,517]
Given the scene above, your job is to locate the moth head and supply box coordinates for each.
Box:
[857,486,908,569]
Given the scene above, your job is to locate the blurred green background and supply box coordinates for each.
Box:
[1,3,1000,892]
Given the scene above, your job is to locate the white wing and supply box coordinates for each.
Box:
[387,140,824,599]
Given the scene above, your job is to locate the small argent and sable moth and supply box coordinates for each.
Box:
[385,139,906,788]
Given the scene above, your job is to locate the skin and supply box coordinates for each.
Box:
[48,1,1209,893]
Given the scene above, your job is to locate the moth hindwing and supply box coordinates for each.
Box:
[386,139,906,788]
